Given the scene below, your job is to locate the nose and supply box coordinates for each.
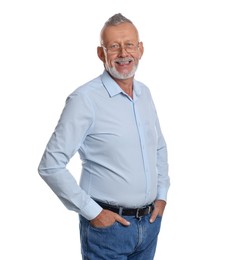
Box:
[118,46,129,56]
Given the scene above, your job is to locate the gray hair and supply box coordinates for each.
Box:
[104,13,133,26]
[100,13,137,44]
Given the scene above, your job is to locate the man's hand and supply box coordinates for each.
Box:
[90,209,130,228]
[149,200,166,223]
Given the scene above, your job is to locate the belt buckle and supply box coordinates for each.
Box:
[135,205,151,219]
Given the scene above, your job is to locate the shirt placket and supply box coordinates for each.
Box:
[132,100,151,204]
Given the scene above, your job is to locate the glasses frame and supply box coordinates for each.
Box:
[101,42,140,54]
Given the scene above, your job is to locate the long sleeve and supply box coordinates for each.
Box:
[38,92,102,220]
[155,117,170,201]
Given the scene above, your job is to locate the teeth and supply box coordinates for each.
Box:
[117,60,130,64]
[118,61,130,65]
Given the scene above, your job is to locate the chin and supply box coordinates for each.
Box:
[108,67,137,80]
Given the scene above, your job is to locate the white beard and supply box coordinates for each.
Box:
[105,61,138,80]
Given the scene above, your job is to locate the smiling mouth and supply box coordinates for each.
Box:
[115,59,133,65]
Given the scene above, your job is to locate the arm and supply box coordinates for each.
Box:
[155,119,170,202]
[38,92,102,220]
[151,106,170,222]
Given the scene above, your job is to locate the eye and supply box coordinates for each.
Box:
[125,43,135,48]
[109,43,120,50]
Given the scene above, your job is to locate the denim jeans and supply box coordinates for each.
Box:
[79,213,162,259]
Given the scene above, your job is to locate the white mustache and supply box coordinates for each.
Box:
[115,58,134,64]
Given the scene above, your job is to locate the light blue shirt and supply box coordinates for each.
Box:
[38,70,170,220]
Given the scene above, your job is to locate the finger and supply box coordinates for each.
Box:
[115,214,130,226]
[149,209,158,223]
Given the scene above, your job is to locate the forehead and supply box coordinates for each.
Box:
[101,23,139,44]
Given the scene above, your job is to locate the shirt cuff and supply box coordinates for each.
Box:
[80,199,103,220]
[156,189,169,202]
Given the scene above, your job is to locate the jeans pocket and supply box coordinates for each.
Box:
[89,221,118,230]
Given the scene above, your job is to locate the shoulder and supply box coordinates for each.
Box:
[59,76,103,114]
[134,79,153,98]
[70,75,103,97]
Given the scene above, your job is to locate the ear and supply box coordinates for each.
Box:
[138,41,144,59]
[97,46,106,63]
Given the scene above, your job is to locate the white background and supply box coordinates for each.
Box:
[1,0,232,259]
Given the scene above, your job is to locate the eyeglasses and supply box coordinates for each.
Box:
[102,42,140,54]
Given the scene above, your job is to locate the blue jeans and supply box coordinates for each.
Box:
[79,214,162,259]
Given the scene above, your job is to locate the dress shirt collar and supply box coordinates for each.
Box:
[101,70,142,100]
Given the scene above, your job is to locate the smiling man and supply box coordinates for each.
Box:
[38,13,170,259]
[99,20,142,85]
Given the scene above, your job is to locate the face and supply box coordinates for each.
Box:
[97,23,144,80]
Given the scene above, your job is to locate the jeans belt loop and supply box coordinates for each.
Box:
[135,208,140,219]
[136,207,145,219]
[119,206,123,216]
